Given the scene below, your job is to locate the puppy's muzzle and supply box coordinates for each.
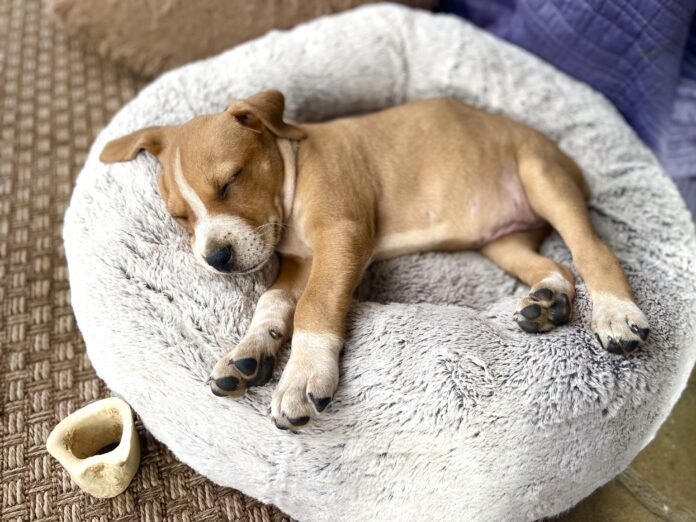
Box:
[206,245,235,272]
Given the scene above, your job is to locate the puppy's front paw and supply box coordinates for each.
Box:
[514,275,574,333]
[209,330,283,397]
[209,289,294,398]
[271,332,342,431]
[592,293,649,356]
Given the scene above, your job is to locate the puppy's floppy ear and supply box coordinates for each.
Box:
[227,90,306,140]
[100,125,176,163]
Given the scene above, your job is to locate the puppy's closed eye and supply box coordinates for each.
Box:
[219,169,242,200]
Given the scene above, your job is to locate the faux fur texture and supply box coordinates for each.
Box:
[63,5,696,521]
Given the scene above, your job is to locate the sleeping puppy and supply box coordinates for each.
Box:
[100,90,650,430]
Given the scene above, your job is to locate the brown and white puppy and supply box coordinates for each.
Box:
[101,90,650,430]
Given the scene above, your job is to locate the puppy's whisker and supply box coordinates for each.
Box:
[254,221,288,242]
[254,222,282,232]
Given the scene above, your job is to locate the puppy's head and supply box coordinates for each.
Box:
[100,90,305,274]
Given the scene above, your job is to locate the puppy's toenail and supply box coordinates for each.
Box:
[308,393,332,413]
[248,356,275,387]
[630,325,650,340]
[531,288,553,301]
[214,376,239,392]
[518,320,540,333]
[595,334,605,349]
[607,340,623,355]
[520,304,542,320]
[288,416,310,427]
[624,340,639,353]
[234,358,257,376]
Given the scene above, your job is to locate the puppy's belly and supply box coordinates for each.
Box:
[372,217,542,259]
[373,223,456,259]
[374,172,543,259]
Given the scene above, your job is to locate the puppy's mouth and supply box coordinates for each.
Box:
[201,261,266,277]
[229,258,269,275]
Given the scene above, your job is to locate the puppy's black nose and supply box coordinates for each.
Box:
[206,245,234,271]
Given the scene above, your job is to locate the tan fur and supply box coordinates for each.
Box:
[101,90,649,430]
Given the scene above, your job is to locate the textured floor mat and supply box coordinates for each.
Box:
[0,0,290,519]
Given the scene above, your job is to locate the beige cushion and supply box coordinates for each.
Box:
[48,0,438,78]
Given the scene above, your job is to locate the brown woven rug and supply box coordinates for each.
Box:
[0,0,290,519]
[4,2,694,522]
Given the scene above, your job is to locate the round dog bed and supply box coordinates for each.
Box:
[64,4,696,521]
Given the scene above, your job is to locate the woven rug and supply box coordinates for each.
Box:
[4,2,693,521]
[0,0,291,519]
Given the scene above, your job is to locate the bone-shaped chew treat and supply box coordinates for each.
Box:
[46,397,140,498]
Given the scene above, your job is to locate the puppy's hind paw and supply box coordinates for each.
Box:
[592,293,649,356]
[514,276,574,334]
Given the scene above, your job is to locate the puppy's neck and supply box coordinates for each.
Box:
[274,137,312,258]
[277,138,299,221]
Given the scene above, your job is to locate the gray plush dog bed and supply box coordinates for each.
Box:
[63,4,696,521]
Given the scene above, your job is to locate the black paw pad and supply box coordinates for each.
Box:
[233,357,257,376]
[518,320,540,333]
[248,356,275,387]
[309,393,332,413]
[531,288,553,301]
[624,340,639,353]
[548,293,571,325]
[606,340,623,355]
[520,304,542,320]
[214,376,239,392]
[288,416,310,427]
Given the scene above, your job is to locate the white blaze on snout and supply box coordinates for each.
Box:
[172,148,269,272]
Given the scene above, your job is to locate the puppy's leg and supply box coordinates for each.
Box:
[271,227,373,430]
[482,228,576,333]
[209,256,309,397]
[518,154,649,355]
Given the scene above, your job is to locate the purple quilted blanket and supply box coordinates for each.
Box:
[442,0,696,214]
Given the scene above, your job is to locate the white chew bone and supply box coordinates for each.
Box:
[46,397,140,498]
